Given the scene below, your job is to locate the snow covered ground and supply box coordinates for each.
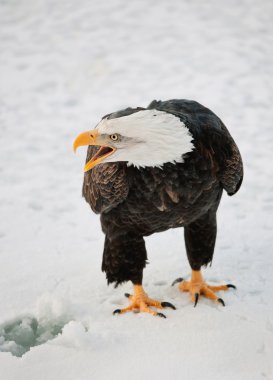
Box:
[0,0,273,379]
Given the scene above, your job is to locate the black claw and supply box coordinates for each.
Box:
[124,293,131,298]
[157,312,167,319]
[172,277,183,286]
[227,284,236,289]
[218,298,225,306]
[194,293,199,307]
[113,309,121,315]
[161,301,176,310]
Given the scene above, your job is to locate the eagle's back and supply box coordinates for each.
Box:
[148,99,243,196]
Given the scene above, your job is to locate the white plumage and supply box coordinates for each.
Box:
[96,109,194,168]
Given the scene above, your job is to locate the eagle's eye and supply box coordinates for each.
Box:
[110,134,119,141]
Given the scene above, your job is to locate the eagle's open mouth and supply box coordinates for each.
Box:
[84,146,116,172]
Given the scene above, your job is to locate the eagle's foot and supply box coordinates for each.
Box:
[113,285,176,318]
[173,270,236,307]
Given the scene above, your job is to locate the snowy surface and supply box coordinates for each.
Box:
[1,0,273,379]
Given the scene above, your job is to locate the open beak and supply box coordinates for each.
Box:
[73,129,116,172]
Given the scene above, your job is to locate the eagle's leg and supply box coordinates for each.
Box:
[113,284,176,318]
[101,232,175,317]
[176,208,235,306]
[176,270,235,306]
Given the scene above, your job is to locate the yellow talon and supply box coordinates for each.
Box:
[177,270,235,306]
[113,285,175,318]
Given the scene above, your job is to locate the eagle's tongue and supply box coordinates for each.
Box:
[94,146,113,160]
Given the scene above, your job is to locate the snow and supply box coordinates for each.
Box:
[0,0,273,379]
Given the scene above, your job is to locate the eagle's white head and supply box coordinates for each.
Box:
[74,109,194,171]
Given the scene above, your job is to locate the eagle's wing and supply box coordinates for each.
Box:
[192,112,244,196]
[82,145,129,214]
[218,140,243,195]
[148,99,243,196]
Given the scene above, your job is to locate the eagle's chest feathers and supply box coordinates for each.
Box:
[97,110,195,168]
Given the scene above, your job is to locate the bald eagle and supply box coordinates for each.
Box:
[74,99,243,318]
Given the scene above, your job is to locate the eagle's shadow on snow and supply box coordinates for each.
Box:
[0,315,67,357]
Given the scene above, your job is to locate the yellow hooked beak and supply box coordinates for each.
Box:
[73,129,116,172]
